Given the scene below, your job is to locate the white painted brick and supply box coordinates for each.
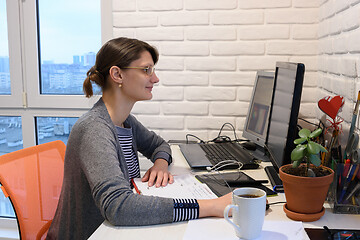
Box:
[113,13,158,28]
[293,0,321,8]
[136,28,184,41]
[334,1,349,14]
[347,28,360,53]
[158,130,209,142]
[152,87,184,101]
[112,0,136,12]
[185,87,236,101]
[186,27,237,41]
[329,14,343,36]
[350,0,360,6]
[236,118,246,131]
[266,9,318,24]
[186,57,236,71]
[302,72,318,87]
[318,19,331,38]
[162,102,208,115]
[160,12,208,26]
[138,0,183,11]
[132,102,160,114]
[267,41,318,55]
[156,57,184,71]
[210,72,256,86]
[113,28,135,38]
[320,1,336,20]
[327,57,341,75]
[237,87,253,101]
[211,42,264,56]
[161,42,209,56]
[292,24,318,40]
[136,115,184,129]
[342,4,360,31]
[238,25,290,40]
[186,117,236,130]
[301,87,318,103]
[210,102,249,116]
[185,0,237,10]
[333,35,348,54]
[340,58,358,77]
[211,11,263,25]
[238,0,291,9]
[237,56,289,71]
[158,72,209,86]
[289,56,318,71]
[299,102,317,118]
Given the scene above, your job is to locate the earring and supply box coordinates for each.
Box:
[119,83,122,88]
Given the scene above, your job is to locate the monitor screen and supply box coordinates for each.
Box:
[243,71,275,147]
[265,62,305,170]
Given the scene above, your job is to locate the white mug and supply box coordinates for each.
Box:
[224,187,266,240]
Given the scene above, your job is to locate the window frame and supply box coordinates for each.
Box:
[0,0,113,235]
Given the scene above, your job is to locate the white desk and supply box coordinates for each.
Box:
[89,145,360,240]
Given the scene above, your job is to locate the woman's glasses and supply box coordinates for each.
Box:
[122,66,155,76]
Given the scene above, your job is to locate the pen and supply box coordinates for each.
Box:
[131,178,142,194]
[226,180,269,186]
[339,164,356,203]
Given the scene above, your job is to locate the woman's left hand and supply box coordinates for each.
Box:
[141,158,174,187]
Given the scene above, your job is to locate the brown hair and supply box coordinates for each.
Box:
[83,37,159,98]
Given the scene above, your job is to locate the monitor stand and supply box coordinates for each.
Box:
[248,146,270,162]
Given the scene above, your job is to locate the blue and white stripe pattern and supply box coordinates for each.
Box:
[116,126,140,180]
[173,198,199,222]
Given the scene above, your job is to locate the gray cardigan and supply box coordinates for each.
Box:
[47,98,174,240]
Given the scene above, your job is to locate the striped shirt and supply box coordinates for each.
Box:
[116,125,199,222]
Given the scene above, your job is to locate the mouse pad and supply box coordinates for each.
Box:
[195,171,277,197]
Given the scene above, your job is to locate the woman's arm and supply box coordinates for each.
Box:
[198,193,232,218]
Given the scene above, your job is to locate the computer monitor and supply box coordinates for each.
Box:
[243,71,275,148]
[265,62,305,171]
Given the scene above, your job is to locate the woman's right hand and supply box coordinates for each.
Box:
[198,192,232,218]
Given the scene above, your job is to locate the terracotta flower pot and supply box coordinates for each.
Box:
[279,164,334,222]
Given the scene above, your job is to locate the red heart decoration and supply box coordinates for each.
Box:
[318,95,345,120]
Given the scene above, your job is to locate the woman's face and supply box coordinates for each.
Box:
[121,51,159,102]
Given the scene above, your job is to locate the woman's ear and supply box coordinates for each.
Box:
[109,66,123,85]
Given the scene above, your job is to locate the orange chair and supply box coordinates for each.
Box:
[0,140,66,240]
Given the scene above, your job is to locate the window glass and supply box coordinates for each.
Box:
[0,116,22,218]
[36,117,78,145]
[0,0,11,95]
[37,0,101,95]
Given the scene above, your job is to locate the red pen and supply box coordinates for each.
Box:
[131,178,142,194]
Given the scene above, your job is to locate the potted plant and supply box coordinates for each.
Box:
[279,127,335,222]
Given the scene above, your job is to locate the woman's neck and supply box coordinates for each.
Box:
[102,91,135,127]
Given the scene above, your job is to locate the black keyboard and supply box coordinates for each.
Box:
[200,142,259,170]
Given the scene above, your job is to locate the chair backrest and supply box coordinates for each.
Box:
[0,140,66,240]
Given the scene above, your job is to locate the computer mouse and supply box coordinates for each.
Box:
[241,141,257,151]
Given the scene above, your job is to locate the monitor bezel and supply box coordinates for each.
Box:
[242,71,275,148]
[265,62,305,171]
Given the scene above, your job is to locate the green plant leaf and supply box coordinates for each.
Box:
[309,154,321,166]
[307,141,320,155]
[291,145,306,161]
[294,137,307,144]
[318,144,328,153]
[298,128,311,138]
[292,159,301,168]
[309,128,322,138]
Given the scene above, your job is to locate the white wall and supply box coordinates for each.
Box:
[111,0,360,145]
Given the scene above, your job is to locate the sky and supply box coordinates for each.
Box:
[1,0,101,63]
[0,0,9,57]
[38,0,101,64]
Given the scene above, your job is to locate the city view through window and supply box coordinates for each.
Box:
[0,0,10,95]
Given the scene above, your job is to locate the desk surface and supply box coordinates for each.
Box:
[89,145,360,240]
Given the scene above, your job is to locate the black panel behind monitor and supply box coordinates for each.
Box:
[265,62,305,171]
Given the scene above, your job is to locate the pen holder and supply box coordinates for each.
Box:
[330,163,360,214]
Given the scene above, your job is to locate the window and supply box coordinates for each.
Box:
[36,117,78,145]
[37,0,101,95]
[0,0,10,95]
[0,0,112,228]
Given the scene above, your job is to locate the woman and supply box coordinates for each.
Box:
[47,37,231,240]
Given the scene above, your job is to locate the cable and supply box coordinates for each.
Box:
[185,134,205,144]
[268,201,287,206]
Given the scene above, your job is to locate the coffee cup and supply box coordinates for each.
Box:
[224,187,266,240]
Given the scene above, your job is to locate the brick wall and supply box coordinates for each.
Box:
[112,0,359,146]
